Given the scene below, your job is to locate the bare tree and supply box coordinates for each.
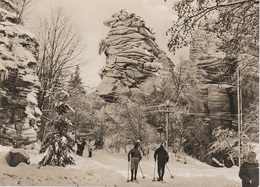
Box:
[35,7,85,111]
[13,0,36,24]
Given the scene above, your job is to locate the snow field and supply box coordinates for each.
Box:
[0,145,242,186]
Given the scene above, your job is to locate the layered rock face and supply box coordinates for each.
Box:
[96,9,174,101]
[190,29,236,132]
[191,28,258,133]
[0,0,41,146]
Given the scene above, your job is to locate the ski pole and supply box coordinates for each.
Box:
[166,164,174,178]
[152,160,156,182]
[138,164,145,178]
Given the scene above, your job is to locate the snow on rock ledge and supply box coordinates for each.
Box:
[96,9,174,101]
[0,0,41,147]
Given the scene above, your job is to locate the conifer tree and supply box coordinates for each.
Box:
[67,66,94,142]
[68,65,86,95]
[39,91,76,167]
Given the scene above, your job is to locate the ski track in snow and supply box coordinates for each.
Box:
[90,150,240,181]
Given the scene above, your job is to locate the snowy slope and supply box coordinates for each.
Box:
[0,145,241,187]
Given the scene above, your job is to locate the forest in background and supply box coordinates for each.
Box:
[0,0,258,168]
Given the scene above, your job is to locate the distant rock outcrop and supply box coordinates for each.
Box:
[191,28,259,141]
[0,0,41,146]
[96,9,174,101]
[190,29,236,135]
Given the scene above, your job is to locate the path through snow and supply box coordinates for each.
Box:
[0,146,242,187]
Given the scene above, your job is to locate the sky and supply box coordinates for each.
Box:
[25,0,188,88]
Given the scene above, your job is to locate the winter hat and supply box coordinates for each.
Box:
[247,151,256,160]
[160,143,165,148]
[245,151,257,164]
[161,141,166,147]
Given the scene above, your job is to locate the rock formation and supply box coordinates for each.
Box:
[190,29,236,135]
[191,28,259,139]
[96,9,174,101]
[0,0,41,147]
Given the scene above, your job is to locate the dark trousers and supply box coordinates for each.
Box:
[131,169,137,180]
[157,161,166,180]
[88,149,92,157]
[76,144,85,156]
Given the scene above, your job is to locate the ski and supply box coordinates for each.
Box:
[127,180,139,184]
[155,181,167,183]
[156,181,167,183]
[152,178,167,183]
[155,177,167,183]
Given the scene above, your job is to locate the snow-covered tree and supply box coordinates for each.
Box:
[242,103,259,144]
[39,91,76,167]
[115,96,157,146]
[208,126,238,163]
[149,59,205,141]
[166,0,259,56]
[68,65,86,95]
[96,96,157,153]
[66,65,88,139]
[209,102,259,161]
[34,6,85,141]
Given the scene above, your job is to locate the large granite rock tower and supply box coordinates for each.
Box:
[96,9,174,101]
[0,0,41,147]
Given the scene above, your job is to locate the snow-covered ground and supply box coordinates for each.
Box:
[0,145,242,187]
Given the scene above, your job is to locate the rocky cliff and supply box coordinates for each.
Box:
[0,0,41,147]
[191,28,259,140]
[96,9,174,102]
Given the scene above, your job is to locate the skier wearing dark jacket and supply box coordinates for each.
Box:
[128,144,142,181]
[239,151,259,187]
[76,140,86,156]
[154,144,169,181]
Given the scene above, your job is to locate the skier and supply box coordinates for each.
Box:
[154,143,169,181]
[128,144,142,182]
[239,151,259,187]
[134,139,146,156]
[76,140,86,156]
